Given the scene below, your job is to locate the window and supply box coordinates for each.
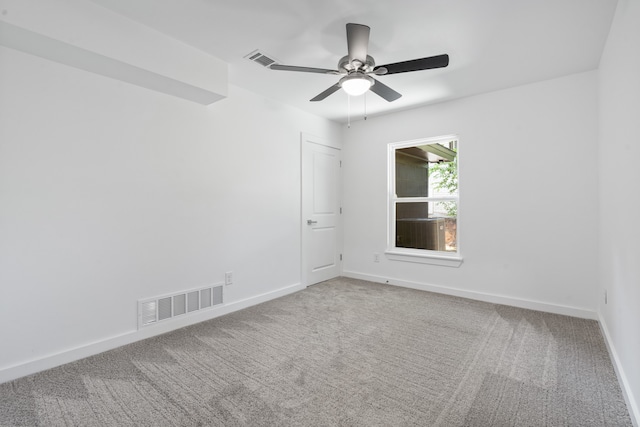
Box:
[387,135,461,267]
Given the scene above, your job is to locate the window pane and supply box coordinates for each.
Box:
[430,201,457,252]
[395,155,428,197]
[428,157,458,197]
[395,202,457,252]
[396,141,457,198]
[396,201,429,220]
[427,141,458,196]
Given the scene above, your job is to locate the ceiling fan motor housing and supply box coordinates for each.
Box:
[338,55,376,73]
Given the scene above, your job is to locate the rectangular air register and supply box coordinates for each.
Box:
[244,49,279,67]
[138,284,223,329]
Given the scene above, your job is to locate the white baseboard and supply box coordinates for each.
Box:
[599,314,639,427]
[0,282,306,385]
[343,270,598,320]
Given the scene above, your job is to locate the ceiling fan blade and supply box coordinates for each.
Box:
[369,78,402,102]
[374,54,449,75]
[310,83,341,102]
[270,64,339,74]
[346,23,370,64]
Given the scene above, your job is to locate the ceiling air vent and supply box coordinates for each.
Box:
[245,50,278,68]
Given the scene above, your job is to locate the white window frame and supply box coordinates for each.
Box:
[386,135,463,267]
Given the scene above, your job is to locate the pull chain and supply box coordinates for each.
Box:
[364,91,367,121]
[347,95,351,128]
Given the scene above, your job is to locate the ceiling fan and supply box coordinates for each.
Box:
[270,23,449,102]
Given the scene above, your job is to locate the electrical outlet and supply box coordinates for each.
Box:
[225,271,233,286]
[374,253,380,263]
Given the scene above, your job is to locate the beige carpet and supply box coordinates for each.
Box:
[0,277,632,426]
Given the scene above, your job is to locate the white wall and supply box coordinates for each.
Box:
[342,71,599,316]
[598,0,640,421]
[0,45,340,380]
[0,0,228,104]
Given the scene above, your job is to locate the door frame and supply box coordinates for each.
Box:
[300,132,343,287]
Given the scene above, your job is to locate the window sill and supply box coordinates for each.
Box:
[385,249,463,268]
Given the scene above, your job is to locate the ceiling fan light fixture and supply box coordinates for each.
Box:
[340,73,374,96]
[269,23,447,102]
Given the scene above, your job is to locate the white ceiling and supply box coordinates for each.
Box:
[88,0,617,123]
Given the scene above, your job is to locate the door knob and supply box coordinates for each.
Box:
[307,220,318,225]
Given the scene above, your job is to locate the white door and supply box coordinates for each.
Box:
[301,134,342,286]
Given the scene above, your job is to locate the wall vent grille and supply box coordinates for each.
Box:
[244,49,278,68]
[138,284,223,329]
[158,297,172,321]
